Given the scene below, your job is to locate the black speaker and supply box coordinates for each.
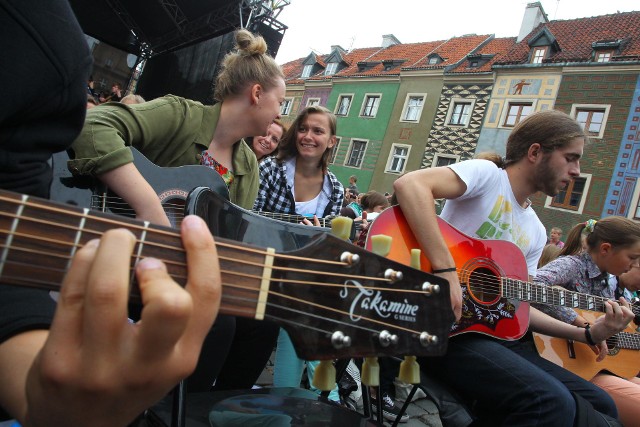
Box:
[136,32,235,105]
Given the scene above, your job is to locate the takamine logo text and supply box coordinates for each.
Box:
[340,280,419,323]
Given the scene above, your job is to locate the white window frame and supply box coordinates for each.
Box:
[531,46,548,64]
[325,62,338,76]
[301,64,313,78]
[280,97,294,116]
[335,94,353,116]
[360,94,381,118]
[306,97,320,107]
[499,100,535,128]
[344,139,368,168]
[570,104,611,139]
[330,137,341,164]
[445,98,476,127]
[431,153,460,168]
[386,144,411,174]
[400,93,426,123]
[544,173,592,214]
[595,51,613,63]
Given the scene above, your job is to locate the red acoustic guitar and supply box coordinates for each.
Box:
[534,310,640,380]
[367,205,640,340]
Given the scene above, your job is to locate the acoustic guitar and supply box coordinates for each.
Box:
[367,205,640,340]
[0,188,455,360]
[534,310,640,380]
[50,148,230,228]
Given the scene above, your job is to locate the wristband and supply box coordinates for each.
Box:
[432,267,457,274]
[584,324,597,346]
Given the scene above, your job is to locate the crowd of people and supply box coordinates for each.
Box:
[1,1,639,427]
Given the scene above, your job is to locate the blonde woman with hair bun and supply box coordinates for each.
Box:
[71,28,286,393]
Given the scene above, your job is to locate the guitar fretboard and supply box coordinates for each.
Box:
[503,278,640,316]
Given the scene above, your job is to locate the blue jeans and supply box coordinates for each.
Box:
[418,333,617,426]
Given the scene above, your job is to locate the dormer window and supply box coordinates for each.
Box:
[428,57,439,65]
[531,46,548,64]
[325,62,338,76]
[592,39,621,63]
[595,51,613,62]
[301,64,313,78]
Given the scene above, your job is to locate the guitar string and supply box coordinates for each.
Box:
[2,196,636,315]
[450,267,631,314]
[0,257,431,339]
[90,195,362,228]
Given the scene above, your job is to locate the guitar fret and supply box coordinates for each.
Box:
[130,221,150,284]
[68,208,90,271]
[255,247,275,321]
[0,195,27,278]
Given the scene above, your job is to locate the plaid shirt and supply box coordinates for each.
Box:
[533,252,617,324]
[253,156,344,217]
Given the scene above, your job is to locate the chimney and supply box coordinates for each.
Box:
[382,34,401,48]
[517,2,548,42]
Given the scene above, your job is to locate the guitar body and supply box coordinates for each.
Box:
[367,205,530,340]
[534,310,640,380]
[50,148,229,227]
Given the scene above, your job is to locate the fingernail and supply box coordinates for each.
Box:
[84,239,100,248]
[137,257,164,271]
[182,215,205,230]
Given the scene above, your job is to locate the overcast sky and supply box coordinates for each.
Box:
[273,0,640,65]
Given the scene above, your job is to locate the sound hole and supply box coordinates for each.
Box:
[467,267,501,305]
[605,335,619,355]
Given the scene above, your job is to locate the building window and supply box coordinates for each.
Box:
[432,153,458,168]
[428,57,439,65]
[531,46,548,64]
[386,144,411,173]
[575,108,606,137]
[448,101,473,126]
[595,51,612,62]
[306,98,320,107]
[325,62,338,76]
[301,64,313,78]
[360,94,381,118]
[400,94,425,122]
[550,177,587,211]
[345,139,367,168]
[280,98,293,116]
[104,58,113,68]
[330,137,341,164]
[503,103,533,127]
[335,95,353,116]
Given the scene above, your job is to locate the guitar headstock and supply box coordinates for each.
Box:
[266,232,454,360]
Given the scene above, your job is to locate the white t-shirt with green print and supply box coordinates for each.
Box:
[441,159,547,276]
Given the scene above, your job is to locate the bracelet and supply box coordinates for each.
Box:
[584,323,597,346]
[432,267,457,274]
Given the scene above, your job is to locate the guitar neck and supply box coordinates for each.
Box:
[0,190,267,319]
[254,211,332,227]
[0,188,456,360]
[503,277,629,315]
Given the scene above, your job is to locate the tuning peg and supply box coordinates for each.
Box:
[370,234,392,257]
[361,356,380,386]
[411,248,421,269]
[331,216,353,240]
[311,360,336,391]
[398,355,421,384]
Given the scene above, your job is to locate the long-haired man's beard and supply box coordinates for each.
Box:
[533,157,561,196]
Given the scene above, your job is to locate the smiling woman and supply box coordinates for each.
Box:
[248,119,287,161]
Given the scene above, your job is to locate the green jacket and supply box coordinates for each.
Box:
[69,95,259,209]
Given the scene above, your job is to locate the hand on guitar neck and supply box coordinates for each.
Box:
[24,215,220,427]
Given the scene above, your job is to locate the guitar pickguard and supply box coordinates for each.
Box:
[452,287,518,334]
